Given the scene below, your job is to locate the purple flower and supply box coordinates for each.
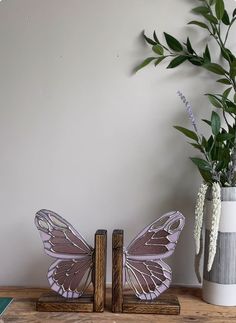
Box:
[177,91,198,134]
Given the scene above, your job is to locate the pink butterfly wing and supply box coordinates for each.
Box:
[35,209,93,259]
[124,211,185,300]
[48,257,92,298]
[35,209,93,298]
[125,259,171,300]
[126,211,185,260]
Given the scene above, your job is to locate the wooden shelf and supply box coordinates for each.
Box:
[0,286,235,322]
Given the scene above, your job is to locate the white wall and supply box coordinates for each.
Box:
[0,0,235,286]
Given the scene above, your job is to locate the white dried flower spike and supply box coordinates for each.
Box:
[208,182,221,272]
[194,183,208,255]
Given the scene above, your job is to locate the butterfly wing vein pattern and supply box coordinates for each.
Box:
[124,211,185,300]
[35,209,93,299]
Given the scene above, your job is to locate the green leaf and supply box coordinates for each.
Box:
[222,10,230,25]
[190,143,204,152]
[135,57,156,72]
[190,157,212,171]
[199,169,213,183]
[143,33,156,45]
[192,6,210,15]
[153,31,159,44]
[174,126,198,141]
[152,44,164,55]
[154,56,166,66]
[216,78,231,85]
[206,136,214,152]
[203,63,226,75]
[207,94,222,108]
[188,20,209,29]
[167,56,187,68]
[217,133,234,141]
[223,87,232,98]
[203,14,218,24]
[233,8,236,17]
[202,136,208,148]
[215,0,225,20]
[211,111,221,135]
[221,48,235,63]
[188,57,204,66]
[203,45,211,62]
[186,37,194,54]
[234,93,236,103]
[230,60,236,78]
[202,119,211,126]
[164,32,183,52]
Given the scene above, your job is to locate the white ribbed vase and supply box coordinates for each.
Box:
[203,187,236,306]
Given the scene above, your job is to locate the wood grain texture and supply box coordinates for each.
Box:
[122,294,180,314]
[93,229,107,312]
[36,292,93,312]
[112,229,124,313]
[1,287,236,322]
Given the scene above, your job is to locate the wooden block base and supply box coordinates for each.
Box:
[36,292,94,312]
[122,294,180,315]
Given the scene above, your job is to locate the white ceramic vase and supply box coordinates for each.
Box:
[202,187,236,306]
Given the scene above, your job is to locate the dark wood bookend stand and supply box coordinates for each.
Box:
[36,229,107,312]
[112,229,180,315]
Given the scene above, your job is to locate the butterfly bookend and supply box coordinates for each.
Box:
[35,209,107,313]
[34,209,184,315]
[112,211,185,315]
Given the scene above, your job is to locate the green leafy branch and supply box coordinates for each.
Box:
[136,0,236,186]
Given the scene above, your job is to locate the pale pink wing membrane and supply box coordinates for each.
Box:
[35,209,93,259]
[126,211,185,260]
[124,211,185,300]
[48,257,92,298]
[125,259,171,300]
[35,209,93,299]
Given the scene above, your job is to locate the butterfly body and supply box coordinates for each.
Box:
[123,211,185,301]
